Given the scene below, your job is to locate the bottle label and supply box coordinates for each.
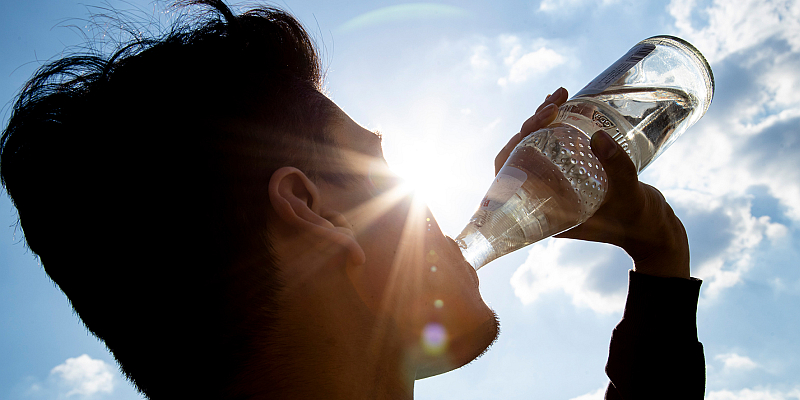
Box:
[479,166,527,212]
[574,43,656,96]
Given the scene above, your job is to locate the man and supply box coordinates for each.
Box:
[0,0,704,398]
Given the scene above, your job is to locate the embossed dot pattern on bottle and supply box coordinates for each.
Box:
[525,126,608,220]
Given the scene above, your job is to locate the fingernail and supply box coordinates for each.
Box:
[538,103,556,118]
[591,130,617,159]
[546,87,565,102]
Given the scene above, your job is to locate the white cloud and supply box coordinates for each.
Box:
[715,352,760,372]
[469,43,492,71]
[498,36,565,86]
[668,0,800,64]
[50,354,115,398]
[500,47,565,86]
[467,35,567,87]
[648,57,800,220]
[510,239,628,314]
[733,56,800,149]
[770,276,800,295]
[706,387,800,400]
[568,385,606,400]
[662,190,787,299]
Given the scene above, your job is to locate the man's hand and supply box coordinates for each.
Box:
[556,130,690,279]
[498,87,690,279]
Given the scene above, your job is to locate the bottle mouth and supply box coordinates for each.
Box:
[644,35,715,115]
[455,231,492,271]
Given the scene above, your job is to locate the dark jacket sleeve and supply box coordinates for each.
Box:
[604,271,705,400]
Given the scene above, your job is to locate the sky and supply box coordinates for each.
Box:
[1,0,799,399]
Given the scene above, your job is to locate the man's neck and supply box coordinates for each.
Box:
[245,254,417,399]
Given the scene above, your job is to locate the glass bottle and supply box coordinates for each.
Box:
[456,35,714,270]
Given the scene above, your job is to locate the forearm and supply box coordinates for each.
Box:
[604,271,705,400]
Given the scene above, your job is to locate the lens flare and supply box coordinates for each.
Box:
[421,323,448,355]
[426,250,439,264]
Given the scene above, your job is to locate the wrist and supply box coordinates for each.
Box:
[631,248,690,279]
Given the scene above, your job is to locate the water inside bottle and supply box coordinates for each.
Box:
[576,86,696,170]
[456,124,607,270]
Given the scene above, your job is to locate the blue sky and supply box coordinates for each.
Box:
[2,0,799,399]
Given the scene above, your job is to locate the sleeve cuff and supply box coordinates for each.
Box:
[622,270,702,333]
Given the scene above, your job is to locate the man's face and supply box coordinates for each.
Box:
[317,105,498,377]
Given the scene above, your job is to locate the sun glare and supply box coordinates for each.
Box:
[378,125,482,239]
[383,138,441,206]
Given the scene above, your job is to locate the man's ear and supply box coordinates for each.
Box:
[268,167,365,266]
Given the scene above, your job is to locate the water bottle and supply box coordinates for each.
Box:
[456,35,714,270]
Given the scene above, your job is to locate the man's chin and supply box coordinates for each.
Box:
[414,310,499,379]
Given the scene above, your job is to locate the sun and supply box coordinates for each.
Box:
[382,137,440,206]
[384,131,480,235]
[376,123,486,239]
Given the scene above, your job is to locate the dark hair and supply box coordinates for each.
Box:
[0,1,342,397]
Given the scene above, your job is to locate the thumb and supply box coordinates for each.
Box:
[590,130,639,202]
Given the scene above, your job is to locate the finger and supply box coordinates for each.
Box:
[555,130,639,244]
[519,103,558,139]
[519,87,568,143]
[590,130,640,204]
[554,214,625,246]
[534,87,568,114]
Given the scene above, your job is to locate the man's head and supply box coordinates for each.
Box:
[1,1,497,397]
